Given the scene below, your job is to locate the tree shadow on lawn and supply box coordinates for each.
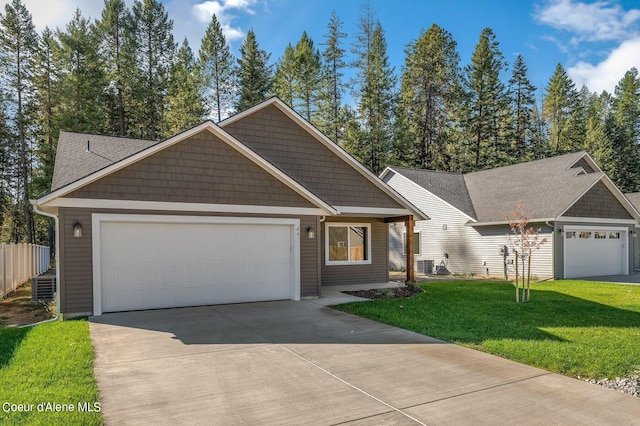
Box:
[369,281,640,344]
[0,327,30,369]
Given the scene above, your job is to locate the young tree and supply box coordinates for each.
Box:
[130,0,175,139]
[543,63,580,155]
[198,14,236,122]
[508,54,536,160]
[399,23,460,170]
[293,31,321,122]
[0,0,38,243]
[236,29,272,111]
[56,9,107,134]
[318,10,347,143]
[462,28,509,171]
[96,0,135,136]
[165,39,206,135]
[505,204,547,303]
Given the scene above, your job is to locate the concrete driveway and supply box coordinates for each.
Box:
[90,298,640,425]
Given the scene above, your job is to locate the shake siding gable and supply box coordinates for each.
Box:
[563,181,633,219]
[67,130,315,208]
[222,105,400,208]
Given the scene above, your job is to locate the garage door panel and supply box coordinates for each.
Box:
[98,219,296,313]
[564,228,626,278]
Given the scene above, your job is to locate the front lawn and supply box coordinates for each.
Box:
[335,280,640,379]
[0,320,102,425]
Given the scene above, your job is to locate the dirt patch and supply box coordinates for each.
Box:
[343,285,423,299]
[0,282,53,328]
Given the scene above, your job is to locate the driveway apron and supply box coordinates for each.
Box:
[90,300,640,425]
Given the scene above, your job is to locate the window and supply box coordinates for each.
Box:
[326,223,371,265]
[402,232,421,255]
[609,232,621,239]
[594,232,607,239]
[579,231,592,239]
[565,231,576,239]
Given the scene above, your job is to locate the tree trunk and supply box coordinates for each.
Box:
[527,253,532,302]
[515,251,519,303]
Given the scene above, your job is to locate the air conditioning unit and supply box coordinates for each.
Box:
[416,260,434,274]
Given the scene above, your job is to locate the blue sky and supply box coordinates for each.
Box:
[7,0,640,97]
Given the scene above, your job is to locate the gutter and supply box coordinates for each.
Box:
[21,201,61,327]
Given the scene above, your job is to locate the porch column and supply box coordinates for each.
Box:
[405,217,415,283]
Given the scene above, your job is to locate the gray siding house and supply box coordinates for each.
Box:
[33,97,424,317]
[381,152,640,279]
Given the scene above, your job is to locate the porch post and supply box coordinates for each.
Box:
[405,217,415,283]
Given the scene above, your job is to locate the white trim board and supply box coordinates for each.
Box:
[91,214,301,315]
[47,198,327,216]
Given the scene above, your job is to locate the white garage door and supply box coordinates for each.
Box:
[93,216,299,314]
[564,227,627,278]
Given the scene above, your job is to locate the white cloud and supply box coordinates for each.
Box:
[192,0,259,41]
[568,37,640,93]
[0,0,104,30]
[536,0,640,43]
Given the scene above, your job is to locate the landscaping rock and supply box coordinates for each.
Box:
[342,286,423,299]
[587,376,640,398]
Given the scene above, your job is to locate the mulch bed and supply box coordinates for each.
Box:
[343,285,423,299]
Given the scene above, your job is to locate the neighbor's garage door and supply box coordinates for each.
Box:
[564,227,627,278]
[96,217,297,313]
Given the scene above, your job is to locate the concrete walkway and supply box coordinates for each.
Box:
[90,288,640,425]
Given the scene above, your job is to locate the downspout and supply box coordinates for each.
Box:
[21,202,61,327]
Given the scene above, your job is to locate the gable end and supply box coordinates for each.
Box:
[67,129,315,208]
[563,181,632,219]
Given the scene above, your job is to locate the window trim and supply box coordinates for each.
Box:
[325,222,372,266]
[402,230,422,255]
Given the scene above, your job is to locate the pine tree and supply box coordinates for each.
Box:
[31,26,60,197]
[236,29,272,111]
[508,54,536,160]
[292,31,321,122]
[0,0,38,243]
[584,91,613,174]
[165,39,206,135]
[543,63,580,155]
[351,5,396,174]
[272,43,296,106]
[318,10,347,143]
[462,28,509,171]
[56,9,107,134]
[608,68,640,192]
[198,14,235,122]
[96,0,135,136]
[130,0,175,139]
[399,24,461,170]
[528,101,550,160]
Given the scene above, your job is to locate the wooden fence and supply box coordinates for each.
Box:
[0,243,51,298]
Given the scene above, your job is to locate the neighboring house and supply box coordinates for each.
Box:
[33,97,425,317]
[381,152,640,279]
[624,192,640,271]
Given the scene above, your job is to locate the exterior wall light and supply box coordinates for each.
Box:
[306,226,316,239]
[558,227,563,234]
[73,222,83,238]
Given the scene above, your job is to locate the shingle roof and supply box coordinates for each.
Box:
[625,192,640,212]
[389,151,610,223]
[390,167,476,219]
[464,152,603,223]
[51,131,158,191]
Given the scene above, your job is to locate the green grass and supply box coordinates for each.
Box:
[0,320,103,425]
[334,280,640,379]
